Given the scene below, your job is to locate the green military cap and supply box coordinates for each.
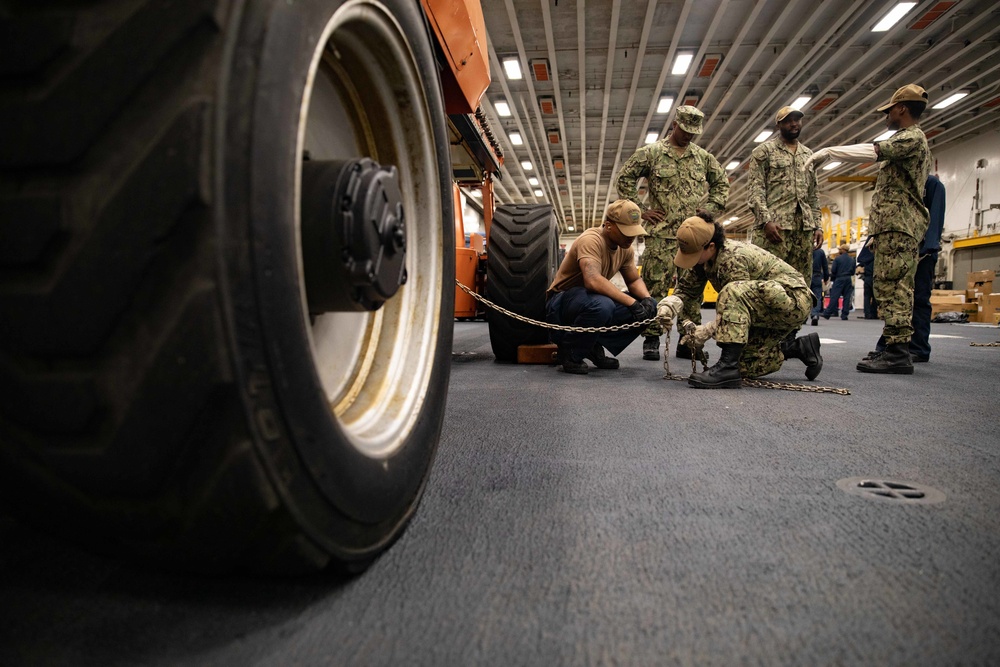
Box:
[674,105,704,134]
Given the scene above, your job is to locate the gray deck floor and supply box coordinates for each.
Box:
[2,314,999,665]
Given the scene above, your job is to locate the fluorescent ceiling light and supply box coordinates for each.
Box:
[822,161,843,171]
[932,92,968,109]
[528,177,539,186]
[875,130,896,141]
[568,226,574,231]
[754,130,773,143]
[645,132,659,144]
[657,96,674,114]
[790,96,811,111]
[671,53,694,75]
[503,58,522,80]
[872,2,916,32]
[729,216,739,221]
[509,132,523,145]
[495,101,512,117]
[725,160,740,171]
[470,190,482,198]
[521,161,533,170]
[722,220,732,226]
[533,189,544,197]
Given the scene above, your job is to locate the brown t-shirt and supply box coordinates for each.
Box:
[547,228,635,296]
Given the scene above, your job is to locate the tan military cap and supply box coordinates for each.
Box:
[877,84,929,113]
[605,200,647,237]
[673,216,715,269]
[776,106,804,123]
[674,105,704,134]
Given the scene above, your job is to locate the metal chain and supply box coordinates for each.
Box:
[455,279,656,332]
[970,341,1000,347]
[456,279,850,394]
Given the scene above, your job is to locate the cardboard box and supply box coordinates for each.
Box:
[976,293,1000,324]
[968,270,996,283]
[932,302,976,318]
[930,294,966,305]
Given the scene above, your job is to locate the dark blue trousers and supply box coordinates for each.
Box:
[545,287,643,362]
[823,277,854,319]
[810,276,823,318]
[862,274,878,319]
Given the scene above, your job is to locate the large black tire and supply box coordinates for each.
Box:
[0,0,453,574]
[486,204,560,362]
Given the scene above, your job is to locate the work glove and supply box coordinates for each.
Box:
[806,143,877,169]
[678,319,717,350]
[656,295,683,322]
[628,296,658,322]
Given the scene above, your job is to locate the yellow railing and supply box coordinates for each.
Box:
[822,216,866,249]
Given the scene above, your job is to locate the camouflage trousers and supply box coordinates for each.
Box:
[715,280,813,377]
[750,227,814,283]
[641,235,699,337]
[872,231,919,345]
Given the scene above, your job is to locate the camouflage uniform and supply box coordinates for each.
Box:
[616,135,729,336]
[869,125,931,345]
[747,137,823,281]
[675,240,812,377]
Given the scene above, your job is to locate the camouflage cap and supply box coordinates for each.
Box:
[877,84,928,113]
[605,199,646,237]
[775,105,804,123]
[674,105,704,134]
[673,216,715,269]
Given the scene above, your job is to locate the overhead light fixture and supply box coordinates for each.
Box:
[722,220,732,226]
[697,54,723,78]
[729,216,739,221]
[645,132,659,144]
[875,130,896,141]
[521,161,533,170]
[822,161,843,171]
[470,190,482,198]
[872,2,916,32]
[725,160,740,171]
[790,96,811,111]
[533,189,544,197]
[495,100,512,117]
[528,177,539,186]
[509,132,523,145]
[503,57,522,80]
[530,58,550,82]
[568,226,575,231]
[657,96,674,114]
[932,92,968,109]
[754,130,773,143]
[672,53,694,75]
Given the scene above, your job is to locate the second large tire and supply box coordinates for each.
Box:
[486,204,560,362]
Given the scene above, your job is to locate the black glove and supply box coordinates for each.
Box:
[628,297,658,322]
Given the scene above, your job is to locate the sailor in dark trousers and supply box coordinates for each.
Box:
[810,246,828,326]
[821,244,856,320]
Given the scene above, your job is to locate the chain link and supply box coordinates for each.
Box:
[455,279,656,332]
[456,279,850,394]
[970,341,1000,347]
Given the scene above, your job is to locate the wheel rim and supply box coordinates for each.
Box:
[297,1,443,459]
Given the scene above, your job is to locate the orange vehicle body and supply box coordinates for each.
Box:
[421,0,503,320]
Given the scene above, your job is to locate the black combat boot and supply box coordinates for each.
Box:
[675,341,692,359]
[585,343,620,369]
[556,344,589,375]
[780,332,823,380]
[642,335,660,361]
[856,343,913,374]
[688,343,743,389]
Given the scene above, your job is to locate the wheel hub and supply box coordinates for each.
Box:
[302,158,407,312]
